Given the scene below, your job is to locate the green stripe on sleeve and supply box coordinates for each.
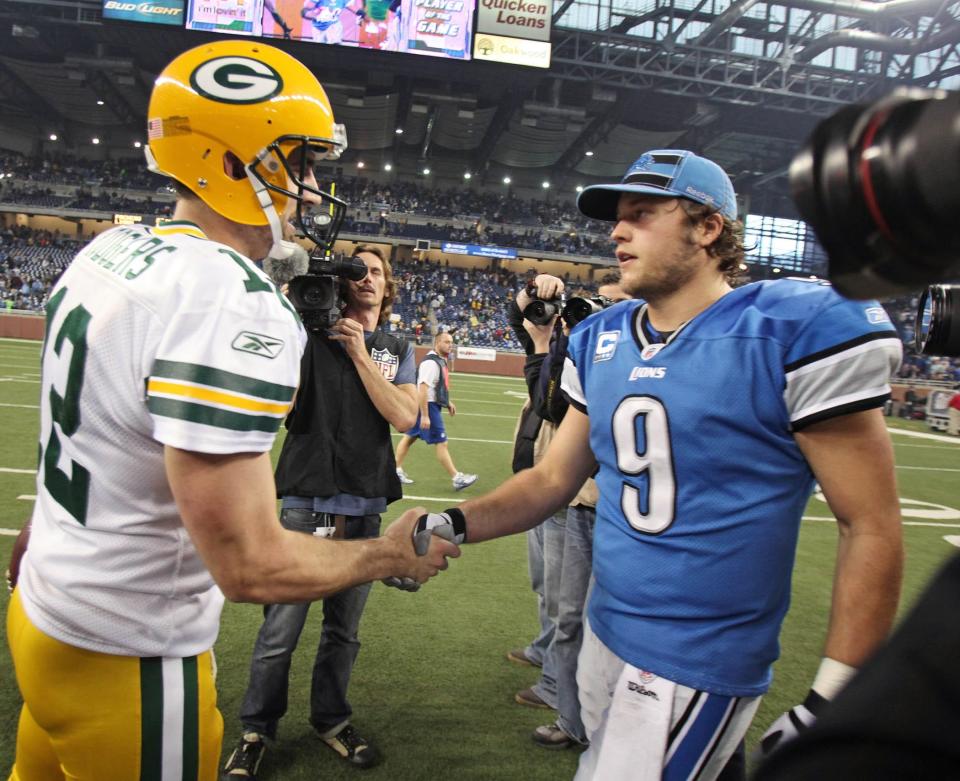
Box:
[147,396,284,434]
[151,360,295,402]
[181,656,199,781]
[140,657,163,781]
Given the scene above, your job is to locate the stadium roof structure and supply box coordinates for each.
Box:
[0,0,958,218]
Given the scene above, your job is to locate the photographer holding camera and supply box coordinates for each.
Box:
[507,273,630,749]
[223,245,417,777]
[503,272,567,715]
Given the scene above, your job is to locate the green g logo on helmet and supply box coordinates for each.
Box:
[190,56,283,104]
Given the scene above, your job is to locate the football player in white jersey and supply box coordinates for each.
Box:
[5,40,458,781]
[401,150,903,780]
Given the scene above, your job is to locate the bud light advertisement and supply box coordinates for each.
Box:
[102,0,184,24]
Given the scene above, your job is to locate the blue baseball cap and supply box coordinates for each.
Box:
[577,149,738,222]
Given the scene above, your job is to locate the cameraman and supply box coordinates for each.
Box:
[224,245,417,777]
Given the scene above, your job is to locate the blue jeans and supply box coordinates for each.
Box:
[238,509,381,739]
[524,523,553,668]
[555,505,595,743]
[528,511,565,709]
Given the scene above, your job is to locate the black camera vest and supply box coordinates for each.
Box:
[274,328,407,504]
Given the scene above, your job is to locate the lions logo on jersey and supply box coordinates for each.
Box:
[371,348,398,380]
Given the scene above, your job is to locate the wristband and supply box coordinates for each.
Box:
[811,657,856,701]
[412,508,468,556]
[440,507,468,543]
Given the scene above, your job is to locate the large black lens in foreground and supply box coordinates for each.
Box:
[790,88,960,300]
[915,284,960,357]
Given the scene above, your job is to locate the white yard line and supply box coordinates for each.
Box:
[887,427,960,445]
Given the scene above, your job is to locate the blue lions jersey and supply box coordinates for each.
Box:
[562,279,902,697]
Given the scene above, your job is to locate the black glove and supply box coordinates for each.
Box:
[757,689,828,761]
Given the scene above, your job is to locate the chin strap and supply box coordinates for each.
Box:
[247,149,291,260]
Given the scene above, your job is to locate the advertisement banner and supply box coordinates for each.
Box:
[476,0,549,42]
[103,0,184,25]
[457,346,497,361]
[441,242,518,259]
[473,33,551,67]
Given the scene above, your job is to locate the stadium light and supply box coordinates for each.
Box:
[423,167,431,175]
[48,133,57,141]
[395,128,404,135]
[772,267,781,273]
[463,172,472,180]
[384,163,393,171]
[575,185,583,193]
[585,150,594,157]
[91,137,100,145]
[542,181,550,189]
[133,141,142,149]
[357,161,365,169]
[96,99,105,106]
[502,176,511,185]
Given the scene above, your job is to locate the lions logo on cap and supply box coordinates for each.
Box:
[627,153,656,175]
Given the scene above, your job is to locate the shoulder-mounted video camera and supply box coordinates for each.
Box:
[287,250,368,332]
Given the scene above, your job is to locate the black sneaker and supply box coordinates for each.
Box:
[320,723,381,769]
[221,732,266,779]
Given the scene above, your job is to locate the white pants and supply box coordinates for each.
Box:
[574,618,761,781]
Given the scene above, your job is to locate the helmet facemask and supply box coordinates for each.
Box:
[247,127,348,258]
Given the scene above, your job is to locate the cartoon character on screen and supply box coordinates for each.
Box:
[354,0,400,49]
[302,0,349,43]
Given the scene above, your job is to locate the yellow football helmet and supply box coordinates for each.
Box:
[145,40,347,255]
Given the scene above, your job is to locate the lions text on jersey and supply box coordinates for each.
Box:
[19,220,306,657]
[561,278,902,697]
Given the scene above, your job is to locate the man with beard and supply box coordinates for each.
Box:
[223,246,417,776]
[400,150,904,779]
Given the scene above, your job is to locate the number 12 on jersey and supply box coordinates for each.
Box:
[41,287,91,525]
[613,396,677,534]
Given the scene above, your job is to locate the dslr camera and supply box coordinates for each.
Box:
[287,251,368,332]
[789,87,960,355]
[523,280,617,328]
[522,280,565,326]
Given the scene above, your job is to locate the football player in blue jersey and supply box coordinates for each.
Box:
[410,150,904,780]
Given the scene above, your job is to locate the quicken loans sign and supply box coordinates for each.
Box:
[477,0,550,42]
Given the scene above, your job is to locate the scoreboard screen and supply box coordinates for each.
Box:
[184,0,474,59]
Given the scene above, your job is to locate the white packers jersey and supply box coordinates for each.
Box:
[18,220,306,657]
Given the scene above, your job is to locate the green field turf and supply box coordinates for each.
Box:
[2,335,959,779]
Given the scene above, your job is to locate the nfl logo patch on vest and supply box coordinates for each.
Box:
[371,348,398,380]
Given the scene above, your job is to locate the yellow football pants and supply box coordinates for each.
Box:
[6,589,223,780]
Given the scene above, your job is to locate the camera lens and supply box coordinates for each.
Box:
[915,284,960,357]
[790,88,960,299]
[562,297,600,327]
